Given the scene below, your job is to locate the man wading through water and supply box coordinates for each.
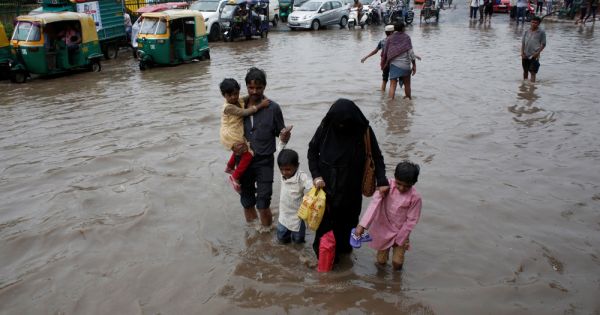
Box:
[239,67,293,230]
[521,16,546,83]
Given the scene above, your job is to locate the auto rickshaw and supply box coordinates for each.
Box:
[9,12,103,83]
[136,9,210,70]
[219,0,270,41]
[279,0,293,22]
[0,22,11,80]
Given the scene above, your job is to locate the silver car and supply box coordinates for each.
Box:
[288,0,349,30]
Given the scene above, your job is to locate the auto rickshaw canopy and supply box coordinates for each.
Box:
[14,12,99,44]
[141,10,206,37]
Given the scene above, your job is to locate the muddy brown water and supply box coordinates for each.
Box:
[1,5,599,314]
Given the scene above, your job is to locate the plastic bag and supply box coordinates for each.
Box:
[318,230,336,272]
[297,187,326,231]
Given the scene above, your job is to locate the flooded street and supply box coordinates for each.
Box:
[1,5,599,314]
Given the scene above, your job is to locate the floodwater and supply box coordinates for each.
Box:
[1,5,599,314]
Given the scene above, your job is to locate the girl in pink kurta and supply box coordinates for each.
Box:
[354,161,422,270]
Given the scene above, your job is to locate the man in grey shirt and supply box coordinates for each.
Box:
[241,67,292,229]
[521,16,546,82]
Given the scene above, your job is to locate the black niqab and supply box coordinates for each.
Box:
[318,99,369,165]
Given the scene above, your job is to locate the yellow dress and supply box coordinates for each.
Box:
[219,98,256,150]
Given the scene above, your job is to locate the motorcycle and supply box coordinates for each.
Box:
[348,7,369,28]
[384,2,414,25]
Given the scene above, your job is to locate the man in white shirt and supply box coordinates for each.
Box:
[516,0,528,24]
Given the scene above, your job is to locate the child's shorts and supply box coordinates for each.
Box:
[522,57,540,73]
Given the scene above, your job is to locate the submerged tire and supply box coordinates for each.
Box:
[11,70,27,84]
[104,44,118,59]
[311,20,320,30]
[139,61,148,71]
[209,24,221,41]
[90,60,101,72]
[340,16,348,28]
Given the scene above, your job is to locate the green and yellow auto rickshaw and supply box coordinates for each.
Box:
[136,9,210,71]
[279,0,293,22]
[0,22,11,79]
[10,12,103,83]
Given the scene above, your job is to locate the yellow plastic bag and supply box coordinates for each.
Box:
[297,187,326,231]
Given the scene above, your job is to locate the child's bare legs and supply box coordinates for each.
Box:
[402,75,412,99]
[376,249,389,265]
[381,80,387,92]
[392,245,406,270]
[227,143,252,193]
[388,78,398,99]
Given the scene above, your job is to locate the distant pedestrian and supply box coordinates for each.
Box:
[470,0,480,19]
[510,0,517,19]
[576,0,590,24]
[478,0,485,21]
[484,0,494,21]
[583,0,598,23]
[516,0,528,24]
[521,16,546,82]
[361,25,395,92]
[546,0,553,14]
[536,0,543,14]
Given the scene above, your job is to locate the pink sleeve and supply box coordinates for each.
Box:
[396,196,422,246]
[358,191,384,229]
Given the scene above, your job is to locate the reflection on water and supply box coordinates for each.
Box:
[508,82,556,126]
[1,6,600,315]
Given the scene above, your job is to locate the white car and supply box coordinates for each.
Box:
[288,0,349,30]
[190,0,228,41]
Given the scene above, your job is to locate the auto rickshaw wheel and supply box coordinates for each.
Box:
[10,70,27,84]
[90,59,102,72]
[139,61,148,71]
[104,44,118,60]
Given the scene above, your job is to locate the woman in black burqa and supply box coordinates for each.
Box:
[308,99,389,258]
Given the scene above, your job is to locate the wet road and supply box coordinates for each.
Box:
[1,4,600,314]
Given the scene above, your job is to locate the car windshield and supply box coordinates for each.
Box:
[190,0,220,11]
[298,1,322,10]
[221,5,236,17]
[139,17,167,34]
[12,21,41,41]
[294,0,310,6]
